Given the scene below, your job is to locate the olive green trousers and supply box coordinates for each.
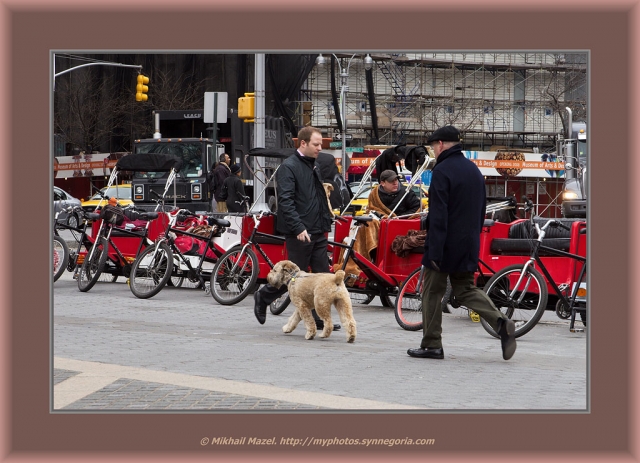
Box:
[420,267,507,349]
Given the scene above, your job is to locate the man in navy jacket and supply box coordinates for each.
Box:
[407,126,516,361]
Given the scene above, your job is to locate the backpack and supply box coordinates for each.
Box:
[219,180,229,200]
[206,169,218,194]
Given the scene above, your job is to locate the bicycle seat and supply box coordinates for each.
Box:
[208,217,231,228]
[87,212,101,221]
[139,212,159,221]
[352,216,375,224]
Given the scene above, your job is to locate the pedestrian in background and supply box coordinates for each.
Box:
[407,125,516,361]
[213,153,231,212]
[224,164,246,213]
[253,126,340,331]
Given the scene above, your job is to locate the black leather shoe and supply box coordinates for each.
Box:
[407,347,444,359]
[315,320,341,331]
[254,291,266,325]
[497,318,516,360]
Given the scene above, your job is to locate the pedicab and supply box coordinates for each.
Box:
[474,197,587,330]
[77,153,183,288]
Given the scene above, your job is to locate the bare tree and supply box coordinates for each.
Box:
[54,63,210,154]
[54,68,129,153]
[542,67,587,136]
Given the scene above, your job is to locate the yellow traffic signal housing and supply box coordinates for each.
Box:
[238,92,255,122]
[136,74,150,102]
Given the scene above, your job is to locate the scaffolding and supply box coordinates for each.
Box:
[299,52,587,151]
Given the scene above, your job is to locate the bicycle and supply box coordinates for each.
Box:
[129,201,230,299]
[479,212,586,336]
[77,203,160,292]
[53,235,69,282]
[54,205,101,282]
[209,209,283,305]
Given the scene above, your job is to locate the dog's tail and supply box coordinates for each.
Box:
[334,270,345,285]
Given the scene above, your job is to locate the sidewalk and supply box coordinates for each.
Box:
[53,272,588,411]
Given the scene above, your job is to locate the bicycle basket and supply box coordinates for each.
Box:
[99,205,125,226]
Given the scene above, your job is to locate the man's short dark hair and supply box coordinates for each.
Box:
[298,126,322,144]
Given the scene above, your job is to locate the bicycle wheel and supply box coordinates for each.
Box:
[394,268,424,331]
[210,245,259,305]
[270,291,290,315]
[53,236,69,282]
[77,238,108,292]
[129,242,173,299]
[480,264,548,338]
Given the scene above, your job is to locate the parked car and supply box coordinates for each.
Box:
[81,184,133,214]
[54,186,82,228]
[345,183,429,216]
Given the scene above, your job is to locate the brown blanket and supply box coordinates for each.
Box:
[391,229,427,257]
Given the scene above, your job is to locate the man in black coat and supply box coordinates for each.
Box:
[315,151,352,211]
[223,164,247,213]
[212,153,232,212]
[407,126,516,361]
[253,126,339,331]
[374,144,404,182]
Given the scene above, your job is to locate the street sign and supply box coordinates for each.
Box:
[204,92,228,123]
[346,147,363,153]
[330,142,342,148]
[333,133,353,141]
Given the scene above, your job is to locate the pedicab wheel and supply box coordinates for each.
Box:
[555,298,571,319]
[480,264,548,339]
[168,276,183,287]
[210,245,259,305]
[129,242,173,299]
[77,237,108,292]
[394,267,424,331]
[53,236,69,282]
[270,291,290,315]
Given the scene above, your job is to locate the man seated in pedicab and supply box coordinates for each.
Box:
[332,169,421,280]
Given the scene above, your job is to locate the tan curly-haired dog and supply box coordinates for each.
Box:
[267,260,357,342]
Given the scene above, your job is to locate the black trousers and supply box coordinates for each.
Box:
[258,233,329,308]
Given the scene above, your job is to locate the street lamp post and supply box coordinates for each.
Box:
[316,53,373,182]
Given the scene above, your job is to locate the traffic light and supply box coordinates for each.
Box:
[136,74,149,102]
[238,92,255,122]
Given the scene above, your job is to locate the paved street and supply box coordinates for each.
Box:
[53,269,588,411]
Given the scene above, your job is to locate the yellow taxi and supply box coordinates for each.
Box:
[346,183,428,216]
[81,184,133,213]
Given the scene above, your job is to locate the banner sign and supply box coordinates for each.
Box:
[53,152,121,178]
[348,150,565,179]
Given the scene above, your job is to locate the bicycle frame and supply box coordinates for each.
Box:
[527,227,587,332]
[153,211,227,289]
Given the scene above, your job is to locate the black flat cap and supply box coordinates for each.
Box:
[427,126,461,144]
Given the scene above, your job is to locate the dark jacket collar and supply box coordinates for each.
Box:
[435,143,463,166]
[294,150,316,169]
